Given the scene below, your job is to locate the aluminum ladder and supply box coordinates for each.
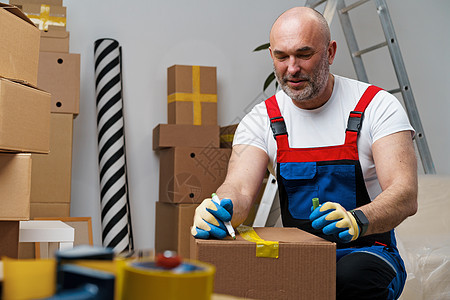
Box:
[306,0,436,174]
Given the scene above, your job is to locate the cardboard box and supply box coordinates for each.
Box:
[153,123,220,150]
[18,242,35,259]
[17,3,66,31]
[0,221,20,258]
[40,27,70,53]
[31,113,73,203]
[167,65,217,125]
[37,52,80,114]
[220,124,238,148]
[159,147,231,203]
[191,227,336,299]
[0,78,51,153]
[0,3,40,86]
[0,154,32,220]
[155,202,198,259]
[10,0,63,6]
[30,203,71,218]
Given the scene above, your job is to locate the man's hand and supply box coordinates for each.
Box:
[309,202,360,243]
[191,198,233,239]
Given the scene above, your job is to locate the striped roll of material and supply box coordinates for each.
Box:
[94,38,133,253]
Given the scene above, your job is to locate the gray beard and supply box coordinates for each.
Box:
[275,53,330,103]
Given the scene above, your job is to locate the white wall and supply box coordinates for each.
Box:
[56,0,449,248]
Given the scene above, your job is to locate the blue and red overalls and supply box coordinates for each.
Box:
[265,85,407,299]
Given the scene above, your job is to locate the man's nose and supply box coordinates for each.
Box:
[287,57,300,75]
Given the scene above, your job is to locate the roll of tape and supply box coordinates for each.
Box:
[120,259,215,300]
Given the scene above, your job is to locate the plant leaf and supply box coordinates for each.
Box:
[263,72,276,91]
[253,43,270,52]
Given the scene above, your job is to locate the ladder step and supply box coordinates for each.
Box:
[353,41,387,57]
[340,0,370,14]
[305,0,328,9]
[387,87,402,94]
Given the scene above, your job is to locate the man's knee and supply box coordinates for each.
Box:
[336,252,396,300]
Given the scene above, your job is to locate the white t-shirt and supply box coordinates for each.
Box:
[233,75,414,200]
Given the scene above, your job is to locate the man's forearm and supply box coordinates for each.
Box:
[215,181,261,227]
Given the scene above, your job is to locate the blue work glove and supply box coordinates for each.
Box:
[309,202,360,243]
[191,197,233,239]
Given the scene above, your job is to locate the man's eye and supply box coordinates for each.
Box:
[297,53,313,59]
[276,56,288,61]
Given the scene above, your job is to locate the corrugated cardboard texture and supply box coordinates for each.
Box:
[152,124,220,150]
[167,65,217,125]
[191,227,336,299]
[37,52,80,114]
[31,113,73,203]
[0,78,51,153]
[0,221,20,258]
[155,202,198,258]
[220,124,238,148]
[40,29,70,53]
[18,242,35,259]
[0,154,32,220]
[0,3,40,86]
[10,0,63,6]
[159,147,231,203]
[30,203,70,218]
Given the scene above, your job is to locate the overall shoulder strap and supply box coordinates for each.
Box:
[265,95,289,149]
[345,85,383,145]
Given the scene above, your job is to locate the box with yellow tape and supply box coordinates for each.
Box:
[219,123,238,148]
[167,64,217,126]
[191,226,336,299]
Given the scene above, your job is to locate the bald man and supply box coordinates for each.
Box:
[192,7,417,299]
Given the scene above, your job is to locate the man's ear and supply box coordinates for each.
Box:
[328,40,337,65]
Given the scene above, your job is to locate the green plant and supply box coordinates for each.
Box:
[253,43,278,91]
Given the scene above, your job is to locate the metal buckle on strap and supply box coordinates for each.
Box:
[269,117,288,137]
[346,111,364,133]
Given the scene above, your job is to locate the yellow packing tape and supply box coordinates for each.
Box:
[2,257,56,300]
[220,134,234,143]
[121,259,215,300]
[237,225,279,258]
[27,4,66,31]
[167,65,217,125]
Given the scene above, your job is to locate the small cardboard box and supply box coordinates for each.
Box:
[40,27,70,53]
[0,221,20,258]
[0,78,51,153]
[155,202,198,259]
[0,3,40,86]
[37,52,80,114]
[220,124,238,148]
[191,227,336,299]
[31,113,73,203]
[159,147,231,203]
[152,124,220,150]
[167,65,217,125]
[0,154,32,221]
[17,3,66,31]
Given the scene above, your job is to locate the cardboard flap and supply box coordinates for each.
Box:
[0,3,37,27]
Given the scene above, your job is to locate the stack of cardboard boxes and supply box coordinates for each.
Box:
[10,0,80,218]
[0,3,51,258]
[153,65,231,258]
